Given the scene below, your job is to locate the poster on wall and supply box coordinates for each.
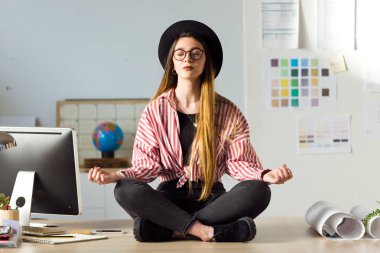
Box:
[264,57,337,109]
[364,101,380,137]
[261,0,299,49]
[297,115,351,154]
[364,61,380,93]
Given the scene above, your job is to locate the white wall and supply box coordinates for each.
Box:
[0,0,244,126]
[244,0,380,216]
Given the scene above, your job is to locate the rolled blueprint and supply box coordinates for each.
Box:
[305,201,365,240]
[350,205,380,239]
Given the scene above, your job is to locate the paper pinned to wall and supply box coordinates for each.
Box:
[328,54,347,74]
[364,101,380,137]
[261,0,299,48]
[317,0,356,50]
[297,115,351,154]
[364,59,380,93]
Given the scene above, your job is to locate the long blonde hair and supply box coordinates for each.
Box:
[152,33,216,201]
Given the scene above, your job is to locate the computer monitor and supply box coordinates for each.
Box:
[0,127,82,226]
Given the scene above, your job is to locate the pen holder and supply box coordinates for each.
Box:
[0,209,21,247]
[0,209,19,222]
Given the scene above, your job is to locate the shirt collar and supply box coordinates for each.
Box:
[159,88,177,110]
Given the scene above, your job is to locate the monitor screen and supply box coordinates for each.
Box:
[0,127,82,218]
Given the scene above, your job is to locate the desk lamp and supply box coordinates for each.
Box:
[0,132,17,151]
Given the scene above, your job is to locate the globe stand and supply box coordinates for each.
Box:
[101,151,115,158]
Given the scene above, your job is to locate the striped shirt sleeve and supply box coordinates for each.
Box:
[224,106,268,181]
[118,105,162,183]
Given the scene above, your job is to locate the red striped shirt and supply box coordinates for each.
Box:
[119,89,269,188]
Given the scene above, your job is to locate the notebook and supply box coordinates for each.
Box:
[22,233,108,245]
[22,226,66,236]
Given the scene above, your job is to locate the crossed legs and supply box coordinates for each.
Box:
[114,179,271,241]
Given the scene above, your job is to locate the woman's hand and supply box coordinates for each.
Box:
[88,167,122,185]
[263,164,293,184]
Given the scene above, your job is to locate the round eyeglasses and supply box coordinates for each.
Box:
[173,48,204,61]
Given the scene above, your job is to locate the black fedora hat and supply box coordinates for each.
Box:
[158,20,223,78]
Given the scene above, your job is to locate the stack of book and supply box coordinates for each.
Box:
[21,226,108,245]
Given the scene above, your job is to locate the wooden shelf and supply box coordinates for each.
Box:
[83,158,128,169]
[80,168,120,173]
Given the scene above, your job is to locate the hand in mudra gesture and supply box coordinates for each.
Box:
[263,164,293,184]
[88,167,122,185]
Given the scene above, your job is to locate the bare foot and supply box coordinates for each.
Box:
[187,220,214,242]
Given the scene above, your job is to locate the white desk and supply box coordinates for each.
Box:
[6,217,380,253]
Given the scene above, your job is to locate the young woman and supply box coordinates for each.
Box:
[88,20,293,242]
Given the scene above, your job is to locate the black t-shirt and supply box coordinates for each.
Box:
[177,111,196,165]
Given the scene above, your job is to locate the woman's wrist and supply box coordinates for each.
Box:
[261,169,271,181]
[115,170,125,181]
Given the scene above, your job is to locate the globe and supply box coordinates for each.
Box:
[92,122,124,158]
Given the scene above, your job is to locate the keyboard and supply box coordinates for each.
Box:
[22,226,66,236]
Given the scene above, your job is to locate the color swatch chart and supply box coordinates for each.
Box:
[297,115,351,154]
[266,57,336,109]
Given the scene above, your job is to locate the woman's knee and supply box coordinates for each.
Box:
[240,179,270,192]
[114,178,147,206]
[241,180,271,209]
[255,180,271,200]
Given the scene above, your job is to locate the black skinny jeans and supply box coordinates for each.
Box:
[114,178,271,235]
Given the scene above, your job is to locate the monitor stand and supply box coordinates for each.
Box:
[10,171,60,228]
[10,171,35,227]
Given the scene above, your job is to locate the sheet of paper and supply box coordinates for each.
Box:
[317,0,355,50]
[297,115,351,154]
[265,57,336,109]
[306,201,365,240]
[364,102,380,137]
[261,0,299,48]
[328,54,347,74]
[364,59,380,93]
[351,206,380,239]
